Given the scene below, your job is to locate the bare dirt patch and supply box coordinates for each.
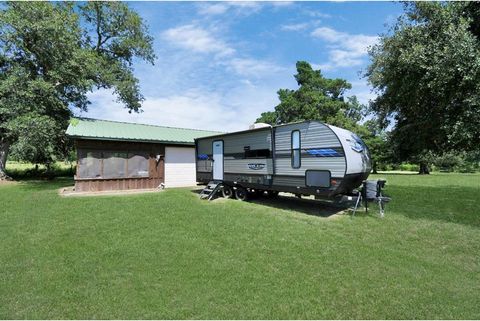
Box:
[59,186,164,197]
[0,180,17,186]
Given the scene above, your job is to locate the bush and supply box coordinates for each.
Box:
[433,152,464,172]
[6,161,75,179]
[458,163,477,173]
[399,163,419,171]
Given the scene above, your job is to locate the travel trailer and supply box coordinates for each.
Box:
[195,121,371,200]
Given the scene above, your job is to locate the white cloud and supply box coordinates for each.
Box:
[161,24,235,57]
[305,10,332,19]
[161,24,286,79]
[81,86,281,132]
[198,3,230,15]
[198,1,262,16]
[198,1,292,16]
[281,23,310,31]
[311,26,378,70]
[348,80,377,105]
[227,1,262,10]
[281,20,321,32]
[270,1,294,7]
[222,58,286,77]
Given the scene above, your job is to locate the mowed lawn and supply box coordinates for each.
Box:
[0,173,479,319]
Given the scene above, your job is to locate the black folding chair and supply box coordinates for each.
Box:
[353,179,391,217]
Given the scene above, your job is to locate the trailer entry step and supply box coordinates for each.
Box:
[199,181,223,201]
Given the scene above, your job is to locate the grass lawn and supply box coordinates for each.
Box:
[0,173,479,319]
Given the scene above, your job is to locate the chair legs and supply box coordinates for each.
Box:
[352,194,362,216]
[353,196,386,218]
[378,199,385,218]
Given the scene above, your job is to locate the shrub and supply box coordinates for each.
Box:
[433,152,464,172]
[6,161,75,179]
[399,163,419,171]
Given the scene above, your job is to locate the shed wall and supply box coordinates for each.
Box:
[74,139,165,192]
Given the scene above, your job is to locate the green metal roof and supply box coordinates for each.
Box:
[66,118,221,145]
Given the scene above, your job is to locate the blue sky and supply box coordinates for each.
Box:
[80,1,404,131]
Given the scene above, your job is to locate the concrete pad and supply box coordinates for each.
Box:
[59,186,164,197]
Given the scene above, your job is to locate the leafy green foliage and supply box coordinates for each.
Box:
[0,2,155,176]
[256,61,366,133]
[366,2,480,163]
[360,119,391,173]
[5,161,75,179]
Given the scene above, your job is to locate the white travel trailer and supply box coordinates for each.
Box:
[195,120,371,200]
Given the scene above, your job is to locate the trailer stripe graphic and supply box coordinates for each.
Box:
[306,148,342,157]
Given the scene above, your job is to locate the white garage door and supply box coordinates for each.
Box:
[164,147,196,188]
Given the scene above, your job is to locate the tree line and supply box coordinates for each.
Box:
[1,2,479,179]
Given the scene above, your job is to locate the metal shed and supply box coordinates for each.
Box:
[66,118,219,192]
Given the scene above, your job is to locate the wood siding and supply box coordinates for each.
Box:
[75,178,164,192]
[74,139,166,192]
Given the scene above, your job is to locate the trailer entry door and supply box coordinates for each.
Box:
[212,140,224,180]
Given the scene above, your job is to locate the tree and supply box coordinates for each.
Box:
[256,61,366,133]
[366,2,480,174]
[0,2,155,179]
[361,119,391,174]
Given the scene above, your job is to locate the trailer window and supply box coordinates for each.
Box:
[245,149,270,158]
[291,130,301,168]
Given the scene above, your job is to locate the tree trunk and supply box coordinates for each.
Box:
[0,140,11,180]
[418,162,430,175]
[372,160,378,174]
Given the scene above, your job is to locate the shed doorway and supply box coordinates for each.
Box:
[164,147,196,187]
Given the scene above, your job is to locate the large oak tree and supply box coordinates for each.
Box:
[256,61,366,133]
[366,2,480,173]
[0,2,155,178]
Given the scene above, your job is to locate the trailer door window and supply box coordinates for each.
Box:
[291,130,301,168]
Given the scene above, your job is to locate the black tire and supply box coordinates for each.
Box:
[235,187,248,201]
[266,190,279,198]
[248,189,263,199]
[222,185,233,198]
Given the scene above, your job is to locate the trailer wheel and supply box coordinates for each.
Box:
[266,190,279,198]
[235,187,248,201]
[248,189,263,199]
[222,185,233,198]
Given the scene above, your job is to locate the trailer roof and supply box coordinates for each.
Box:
[194,120,327,141]
[66,118,222,145]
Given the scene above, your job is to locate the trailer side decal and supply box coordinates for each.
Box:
[306,148,342,157]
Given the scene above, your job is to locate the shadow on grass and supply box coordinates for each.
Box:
[14,177,74,191]
[249,194,350,218]
[374,172,419,176]
[191,188,348,218]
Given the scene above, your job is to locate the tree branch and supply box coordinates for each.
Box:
[95,3,102,52]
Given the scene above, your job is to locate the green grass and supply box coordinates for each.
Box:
[1,173,479,319]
